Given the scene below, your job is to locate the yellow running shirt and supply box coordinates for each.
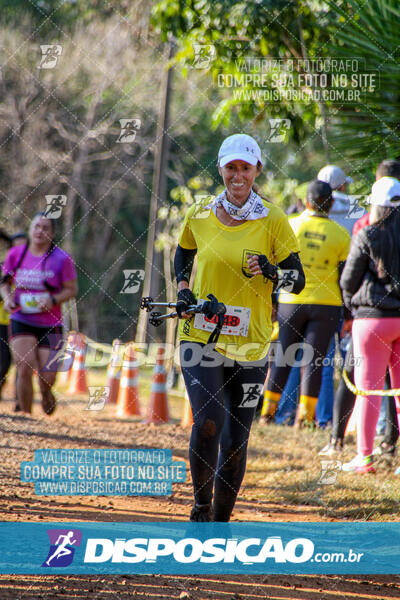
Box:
[177,197,299,361]
[279,210,350,306]
[0,301,9,326]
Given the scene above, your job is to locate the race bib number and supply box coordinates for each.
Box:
[19,292,51,314]
[193,302,251,337]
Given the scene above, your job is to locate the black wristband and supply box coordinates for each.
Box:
[258,255,278,282]
[51,296,58,306]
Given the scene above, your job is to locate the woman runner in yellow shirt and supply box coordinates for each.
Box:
[174,134,305,521]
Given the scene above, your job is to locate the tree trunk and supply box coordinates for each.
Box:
[135,42,173,345]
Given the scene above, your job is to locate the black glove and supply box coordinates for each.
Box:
[258,255,278,282]
[202,294,226,320]
[176,288,197,317]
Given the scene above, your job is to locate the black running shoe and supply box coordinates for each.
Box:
[189,503,212,522]
[42,390,57,415]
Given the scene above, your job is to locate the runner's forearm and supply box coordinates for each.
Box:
[52,282,78,305]
[0,283,13,302]
[174,244,197,285]
[277,252,306,294]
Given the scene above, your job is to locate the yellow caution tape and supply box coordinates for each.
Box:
[343,369,400,397]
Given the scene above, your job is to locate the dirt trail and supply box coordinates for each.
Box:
[1,397,399,599]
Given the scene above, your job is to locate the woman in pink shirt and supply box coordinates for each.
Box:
[0,214,77,415]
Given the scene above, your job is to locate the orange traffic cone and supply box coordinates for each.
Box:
[116,344,140,417]
[181,390,193,428]
[145,347,169,424]
[66,334,89,395]
[58,332,77,385]
[107,339,122,404]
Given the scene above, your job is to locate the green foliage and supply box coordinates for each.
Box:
[0,14,159,342]
[325,0,400,184]
[262,176,300,211]
[6,0,399,341]
[157,174,217,253]
[0,0,133,32]
[152,0,335,143]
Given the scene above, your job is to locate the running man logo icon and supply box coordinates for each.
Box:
[42,529,82,567]
[44,195,67,219]
[116,119,141,143]
[192,44,216,69]
[37,45,63,69]
[318,460,342,485]
[120,269,145,294]
[239,383,263,408]
[277,269,299,293]
[192,195,213,219]
[267,119,291,143]
[42,336,74,373]
[346,195,366,219]
[86,386,109,411]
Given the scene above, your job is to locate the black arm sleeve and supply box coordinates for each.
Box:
[277,252,306,295]
[340,232,369,309]
[338,261,352,320]
[174,244,197,284]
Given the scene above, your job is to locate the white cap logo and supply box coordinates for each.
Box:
[218,134,263,167]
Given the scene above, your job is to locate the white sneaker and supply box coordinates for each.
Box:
[342,454,375,473]
[318,439,343,457]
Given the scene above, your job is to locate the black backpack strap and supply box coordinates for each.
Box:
[42,241,57,292]
[207,312,225,344]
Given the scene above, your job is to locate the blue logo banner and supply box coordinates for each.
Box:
[0,522,399,574]
[20,449,186,496]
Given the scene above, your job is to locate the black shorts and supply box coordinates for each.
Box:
[9,320,63,350]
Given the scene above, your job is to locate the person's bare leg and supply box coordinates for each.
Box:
[10,336,38,414]
[37,347,57,415]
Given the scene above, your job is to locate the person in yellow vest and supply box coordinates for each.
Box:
[174,133,305,522]
[262,180,350,425]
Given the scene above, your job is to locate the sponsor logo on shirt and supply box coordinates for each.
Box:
[304,231,326,241]
[241,249,261,278]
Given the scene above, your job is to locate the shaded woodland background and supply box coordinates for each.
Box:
[1,0,399,342]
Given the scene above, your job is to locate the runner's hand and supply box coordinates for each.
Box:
[247,254,278,282]
[38,297,53,312]
[202,294,226,320]
[176,288,197,318]
[3,296,16,312]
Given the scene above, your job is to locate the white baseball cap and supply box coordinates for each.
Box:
[218,134,263,167]
[369,176,400,206]
[317,165,353,190]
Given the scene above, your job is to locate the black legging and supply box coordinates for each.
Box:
[267,303,341,399]
[332,338,399,446]
[0,324,11,396]
[180,341,268,522]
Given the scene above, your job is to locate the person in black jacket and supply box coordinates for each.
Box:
[340,176,400,473]
[319,159,400,458]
